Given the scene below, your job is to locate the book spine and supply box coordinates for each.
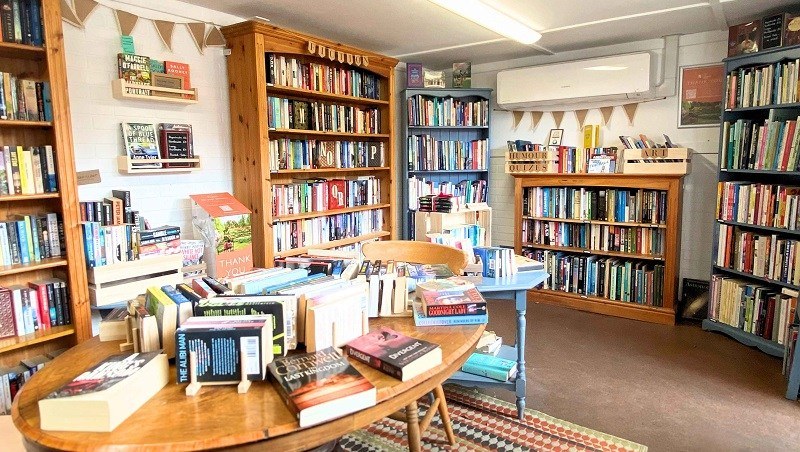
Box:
[460,362,510,381]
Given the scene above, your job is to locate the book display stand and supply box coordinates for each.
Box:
[185,349,252,396]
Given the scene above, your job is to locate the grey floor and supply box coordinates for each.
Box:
[484,301,800,452]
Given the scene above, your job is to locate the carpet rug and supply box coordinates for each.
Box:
[339,385,647,452]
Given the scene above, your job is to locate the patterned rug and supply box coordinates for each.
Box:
[339,385,647,452]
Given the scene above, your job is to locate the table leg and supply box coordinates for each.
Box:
[515,289,527,420]
[406,401,421,452]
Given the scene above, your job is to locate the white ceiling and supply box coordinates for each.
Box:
[183,0,800,68]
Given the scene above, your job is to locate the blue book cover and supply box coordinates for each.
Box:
[461,352,516,381]
[260,273,326,294]
[28,0,41,46]
[15,220,29,264]
[412,302,487,326]
[242,268,309,294]
[28,215,40,262]
[82,223,94,267]
[161,285,191,305]
[97,224,106,266]
[41,82,52,122]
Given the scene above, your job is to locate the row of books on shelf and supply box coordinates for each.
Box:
[0,277,71,338]
[272,177,381,217]
[407,177,487,212]
[725,59,800,109]
[0,75,52,122]
[406,94,489,127]
[709,275,798,346]
[716,181,800,230]
[425,224,487,249]
[407,136,487,171]
[81,224,180,268]
[525,249,666,307]
[266,53,382,100]
[273,209,384,253]
[0,213,63,265]
[721,118,800,171]
[522,187,668,225]
[0,350,64,416]
[268,138,385,171]
[0,0,44,47]
[267,96,382,134]
[717,224,800,286]
[0,145,56,196]
[522,220,665,256]
[81,189,137,224]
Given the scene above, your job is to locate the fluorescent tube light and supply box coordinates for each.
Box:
[428,0,542,45]
[584,66,628,71]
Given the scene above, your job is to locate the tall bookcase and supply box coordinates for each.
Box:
[401,88,491,239]
[513,174,683,325]
[703,44,800,357]
[0,0,90,367]
[221,21,398,267]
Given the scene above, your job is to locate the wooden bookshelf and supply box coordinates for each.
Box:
[513,173,683,325]
[221,21,398,267]
[0,0,90,368]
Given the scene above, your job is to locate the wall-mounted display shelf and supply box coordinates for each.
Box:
[117,156,202,174]
[111,79,199,104]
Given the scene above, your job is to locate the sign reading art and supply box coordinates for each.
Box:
[307,41,370,67]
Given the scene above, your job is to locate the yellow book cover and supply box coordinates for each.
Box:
[16,145,31,194]
[583,125,599,149]
[145,286,177,358]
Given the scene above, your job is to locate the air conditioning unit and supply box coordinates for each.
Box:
[496,52,656,110]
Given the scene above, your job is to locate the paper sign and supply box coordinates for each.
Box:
[76,169,101,185]
[121,35,135,54]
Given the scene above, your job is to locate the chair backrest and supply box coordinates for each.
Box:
[361,240,468,274]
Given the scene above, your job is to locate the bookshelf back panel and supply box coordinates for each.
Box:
[0,57,46,80]
[0,335,71,368]
[0,128,53,145]
[0,267,67,286]
[0,198,61,219]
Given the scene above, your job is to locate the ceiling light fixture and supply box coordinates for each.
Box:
[584,65,628,71]
[427,0,542,45]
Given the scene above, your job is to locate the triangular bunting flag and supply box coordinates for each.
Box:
[512,111,525,130]
[73,0,98,24]
[622,103,639,126]
[530,111,543,131]
[153,20,175,51]
[187,22,206,53]
[114,9,138,36]
[599,106,614,125]
[575,109,589,129]
[60,0,83,28]
[551,111,565,129]
[205,25,226,46]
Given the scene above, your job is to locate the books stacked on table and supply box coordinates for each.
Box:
[412,278,488,326]
[418,194,454,212]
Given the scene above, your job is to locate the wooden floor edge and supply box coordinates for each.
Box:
[527,290,676,325]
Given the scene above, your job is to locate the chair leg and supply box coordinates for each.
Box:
[405,401,421,452]
[434,385,456,445]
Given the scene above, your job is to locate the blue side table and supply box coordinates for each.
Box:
[447,270,548,420]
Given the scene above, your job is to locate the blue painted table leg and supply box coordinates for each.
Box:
[515,289,527,420]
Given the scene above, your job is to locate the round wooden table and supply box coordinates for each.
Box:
[12,317,484,451]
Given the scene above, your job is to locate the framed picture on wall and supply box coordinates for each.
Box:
[678,64,724,128]
[547,129,563,146]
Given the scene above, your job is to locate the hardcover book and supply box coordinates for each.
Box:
[158,123,193,167]
[164,61,191,99]
[420,287,487,317]
[38,352,168,432]
[117,53,151,96]
[121,122,161,168]
[268,347,376,427]
[406,63,424,88]
[727,21,762,57]
[460,352,517,382]
[345,326,442,381]
[452,62,471,88]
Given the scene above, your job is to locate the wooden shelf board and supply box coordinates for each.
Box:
[274,231,389,258]
[701,319,784,357]
[408,125,488,129]
[266,84,388,106]
[713,265,800,291]
[408,169,488,174]
[720,168,800,176]
[523,216,667,228]
[0,41,46,60]
[0,257,68,277]
[529,288,675,325]
[725,102,800,112]
[111,79,198,104]
[268,128,390,139]
[273,203,391,222]
[272,167,390,175]
[0,119,52,127]
[118,156,201,174]
[521,242,664,261]
[0,325,74,355]
[0,192,59,201]
[717,219,800,236]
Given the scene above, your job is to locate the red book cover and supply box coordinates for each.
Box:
[421,287,486,316]
[345,326,441,381]
[28,281,50,329]
[164,61,191,98]
[0,287,15,338]
[327,179,346,210]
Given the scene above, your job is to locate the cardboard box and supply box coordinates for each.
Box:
[189,193,253,278]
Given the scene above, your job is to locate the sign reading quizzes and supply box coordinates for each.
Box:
[190,193,253,279]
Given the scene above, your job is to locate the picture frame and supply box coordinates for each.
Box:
[678,64,724,128]
[151,72,184,99]
[547,129,563,146]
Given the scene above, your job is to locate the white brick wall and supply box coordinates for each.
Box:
[64,1,242,237]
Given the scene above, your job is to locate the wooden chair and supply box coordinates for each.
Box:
[361,240,466,451]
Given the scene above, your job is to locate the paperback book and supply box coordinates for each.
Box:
[345,326,442,381]
[121,122,161,168]
[412,301,487,326]
[420,286,487,318]
[268,347,376,427]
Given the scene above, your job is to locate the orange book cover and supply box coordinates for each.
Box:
[189,193,253,279]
